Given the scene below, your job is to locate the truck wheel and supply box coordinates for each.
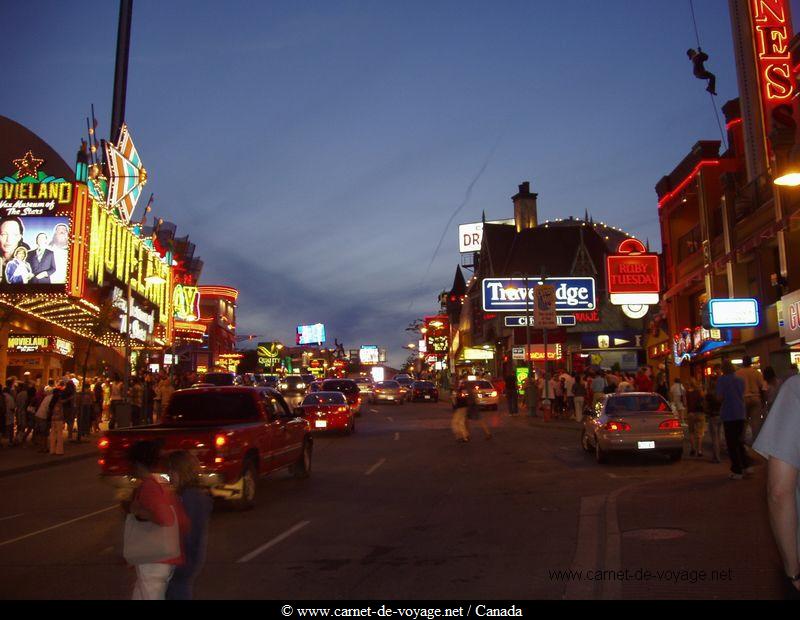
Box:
[233,461,257,511]
[290,440,312,479]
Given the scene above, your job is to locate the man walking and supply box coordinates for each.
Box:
[669,378,687,423]
[736,356,765,439]
[717,360,752,480]
[504,372,518,415]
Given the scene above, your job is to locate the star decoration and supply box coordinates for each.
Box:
[12,151,45,179]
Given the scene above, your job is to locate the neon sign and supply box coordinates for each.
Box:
[173,284,200,322]
[606,238,659,319]
[87,199,170,324]
[750,0,795,133]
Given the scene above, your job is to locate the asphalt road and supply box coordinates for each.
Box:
[0,399,786,599]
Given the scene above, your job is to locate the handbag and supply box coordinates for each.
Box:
[123,487,180,565]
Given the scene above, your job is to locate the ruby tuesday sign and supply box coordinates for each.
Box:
[482,278,596,313]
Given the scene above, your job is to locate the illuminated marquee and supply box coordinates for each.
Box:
[750,0,795,133]
[8,334,74,357]
[606,238,659,319]
[257,342,281,368]
[87,199,170,325]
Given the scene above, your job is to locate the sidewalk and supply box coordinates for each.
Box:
[0,431,102,478]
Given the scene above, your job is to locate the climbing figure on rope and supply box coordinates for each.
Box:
[687,47,717,95]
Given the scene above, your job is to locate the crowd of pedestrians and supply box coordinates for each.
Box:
[0,371,181,456]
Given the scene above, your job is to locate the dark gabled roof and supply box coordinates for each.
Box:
[449,265,466,296]
[0,115,74,180]
[481,222,608,279]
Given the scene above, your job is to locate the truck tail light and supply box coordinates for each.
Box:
[604,421,631,432]
[659,419,681,430]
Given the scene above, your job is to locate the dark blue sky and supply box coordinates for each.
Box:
[3,1,795,366]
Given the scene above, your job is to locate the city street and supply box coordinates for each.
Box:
[0,399,784,600]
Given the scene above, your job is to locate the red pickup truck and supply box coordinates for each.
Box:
[98,386,312,510]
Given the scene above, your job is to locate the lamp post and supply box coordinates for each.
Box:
[511,271,536,417]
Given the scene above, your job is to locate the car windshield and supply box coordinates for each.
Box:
[302,392,346,406]
[396,378,413,385]
[282,376,305,387]
[165,391,259,422]
[355,378,372,384]
[463,381,493,390]
[322,380,358,394]
[605,394,671,415]
[377,381,399,388]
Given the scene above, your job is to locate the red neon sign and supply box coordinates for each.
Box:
[607,239,660,296]
[751,0,795,133]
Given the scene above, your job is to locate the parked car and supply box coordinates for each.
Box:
[371,380,404,405]
[296,391,355,434]
[410,381,439,402]
[580,392,684,464]
[451,380,498,410]
[320,379,361,415]
[98,386,312,510]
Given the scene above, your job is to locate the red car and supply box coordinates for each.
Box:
[98,386,311,510]
[321,379,362,416]
[296,391,355,434]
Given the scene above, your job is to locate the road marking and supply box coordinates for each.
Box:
[370,409,378,413]
[365,458,386,476]
[564,495,606,600]
[394,432,400,441]
[0,513,24,522]
[386,416,394,422]
[0,505,117,549]
[236,520,310,563]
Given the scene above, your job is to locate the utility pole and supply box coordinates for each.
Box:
[110,0,133,143]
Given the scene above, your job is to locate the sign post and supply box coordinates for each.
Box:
[534,279,556,416]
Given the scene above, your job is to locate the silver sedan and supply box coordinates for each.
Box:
[580,392,685,464]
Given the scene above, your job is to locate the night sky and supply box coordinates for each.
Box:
[4,1,795,367]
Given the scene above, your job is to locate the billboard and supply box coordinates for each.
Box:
[705,298,759,328]
[482,277,596,312]
[296,323,326,345]
[359,345,379,365]
[0,215,71,289]
[779,289,800,345]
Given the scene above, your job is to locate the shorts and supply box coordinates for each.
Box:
[687,412,707,435]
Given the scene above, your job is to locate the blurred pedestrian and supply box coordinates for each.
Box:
[752,374,800,599]
[504,372,518,415]
[77,384,93,442]
[123,441,188,600]
[763,366,781,419]
[130,378,144,427]
[669,378,687,423]
[3,384,15,447]
[451,400,468,442]
[34,386,53,452]
[109,375,123,429]
[705,376,723,464]
[466,385,491,440]
[736,356,766,440]
[165,451,213,600]
[686,378,706,457]
[48,391,64,456]
[573,374,586,422]
[61,375,76,441]
[92,378,104,433]
[717,360,752,480]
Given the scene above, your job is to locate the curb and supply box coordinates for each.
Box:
[507,415,582,431]
[0,450,97,478]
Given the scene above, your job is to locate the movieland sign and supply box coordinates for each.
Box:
[482,277,596,313]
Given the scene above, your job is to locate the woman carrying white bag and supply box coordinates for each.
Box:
[122,440,189,600]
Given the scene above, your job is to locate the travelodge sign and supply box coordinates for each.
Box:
[482,277,596,313]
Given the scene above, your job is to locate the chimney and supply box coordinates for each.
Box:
[512,181,538,232]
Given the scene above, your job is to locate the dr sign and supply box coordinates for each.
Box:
[482,277,596,313]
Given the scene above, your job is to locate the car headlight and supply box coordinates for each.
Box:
[298,383,306,389]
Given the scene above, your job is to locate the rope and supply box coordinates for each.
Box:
[690,0,727,149]
[689,0,701,48]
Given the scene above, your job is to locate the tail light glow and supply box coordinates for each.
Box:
[605,421,631,432]
[215,434,227,448]
[659,419,682,430]
[98,438,109,450]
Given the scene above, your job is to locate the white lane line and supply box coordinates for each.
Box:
[386,416,394,422]
[236,520,310,563]
[370,409,378,413]
[0,505,117,549]
[365,458,386,476]
[394,432,400,441]
[564,495,606,600]
[0,513,24,522]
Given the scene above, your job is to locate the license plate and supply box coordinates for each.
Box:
[424,395,430,400]
[638,441,655,450]
[315,420,327,428]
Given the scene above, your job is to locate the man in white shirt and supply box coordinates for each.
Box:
[669,378,687,422]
